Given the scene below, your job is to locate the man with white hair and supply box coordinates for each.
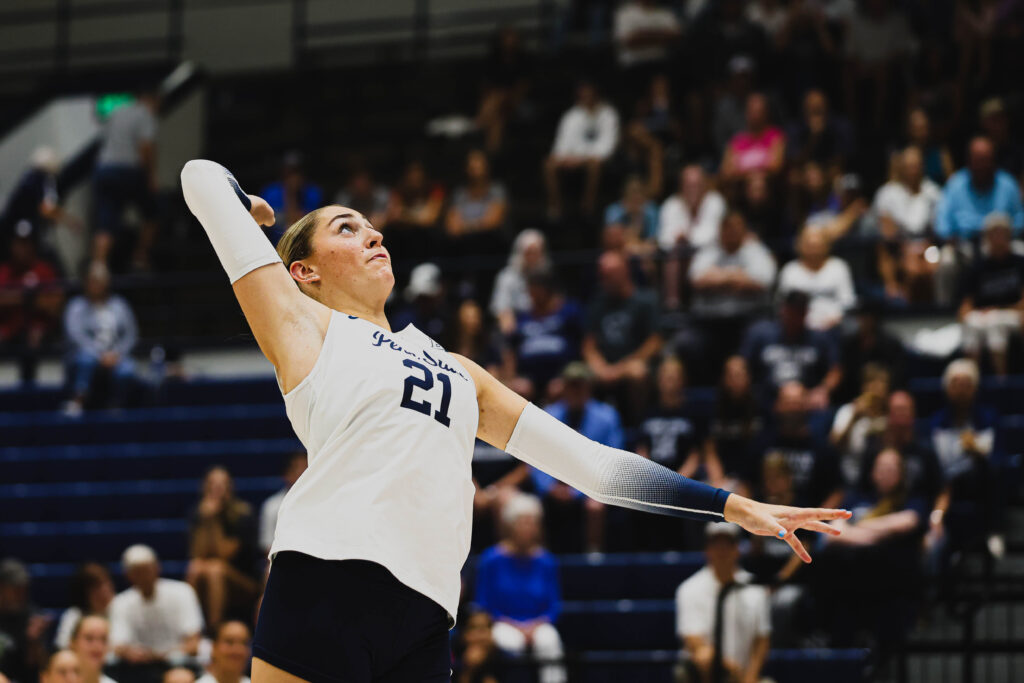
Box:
[958,213,1024,377]
[676,523,772,683]
[108,545,203,668]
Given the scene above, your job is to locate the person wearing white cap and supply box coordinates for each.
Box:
[108,545,203,668]
[676,523,772,683]
[0,146,82,261]
[179,158,849,683]
[958,213,1024,377]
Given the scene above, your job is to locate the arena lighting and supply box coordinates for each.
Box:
[924,245,940,264]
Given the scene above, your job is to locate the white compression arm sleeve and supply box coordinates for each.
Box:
[180,159,282,284]
[505,403,731,521]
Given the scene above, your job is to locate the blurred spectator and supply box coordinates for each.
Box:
[785,89,853,171]
[712,56,758,154]
[689,210,777,318]
[476,26,534,153]
[63,262,138,416]
[741,291,841,408]
[490,229,550,335]
[452,609,500,683]
[40,651,81,683]
[69,615,115,683]
[757,382,843,508]
[0,147,81,264]
[393,263,451,344]
[746,0,787,40]
[258,453,307,555]
[504,270,583,401]
[905,108,953,184]
[958,213,1024,376]
[799,169,868,245]
[737,171,784,243]
[658,165,726,253]
[445,150,508,255]
[823,448,925,646]
[529,363,621,552]
[707,356,763,495]
[0,559,50,683]
[936,136,1024,241]
[582,251,662,424]
[92,91,160,270]
[872,147,942,239]
[689,0,769,84]
[334,166,389,229]
[864,391,942,504]
[109,545,202,667]
[612,0,682,69]
[604,176,658,247]
[636,357,703,478]
[627,72,682,163]
[978,98,1023,178]
[842,0,917,127]
[830,364,890,489]
[544,81,620,218]
[720,93,786,186]
[0,222,63,386]
[185,467,259,630]
[259,152,324,246]
[54,564,115,650]
[871,147,943,303]
[451,299,502,374]
[836,303,905,403]
[195,622,250,683]
[474,494,566,683]
[386,161,445,232]
[930,359,997,482]
[675,523,771,683]
[927,359,1003,562]
[162,669,194,683]
[777,228,857,331]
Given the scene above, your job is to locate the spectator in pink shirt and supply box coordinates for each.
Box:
[721,93,785,190]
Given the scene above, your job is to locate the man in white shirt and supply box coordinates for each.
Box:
[871,147,942,239]
[544,82,620,218]
[613,0,682,68]
[259,452,308,555]
[676,523,772,683]
[196,621,251,683]
[108,545,203,667]
[689,211,777,317]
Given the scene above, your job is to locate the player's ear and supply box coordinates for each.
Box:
[289,260,320,284]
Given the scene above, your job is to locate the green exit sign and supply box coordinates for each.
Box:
[95,93,136,120]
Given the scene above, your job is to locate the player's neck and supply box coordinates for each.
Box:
[326,294,390,331]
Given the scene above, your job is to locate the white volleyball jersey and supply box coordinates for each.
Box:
[269,311,479,624]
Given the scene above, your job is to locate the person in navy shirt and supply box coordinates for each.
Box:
[474,493,566,683]
[530,362,624,552]
[505,270,583,401]
[740,291,841,409]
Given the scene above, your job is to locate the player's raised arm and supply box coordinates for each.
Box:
[454,352,851,563]
[180,160,329,390]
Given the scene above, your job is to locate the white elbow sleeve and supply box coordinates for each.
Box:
[180,159,283,284]
[505,403,729,521]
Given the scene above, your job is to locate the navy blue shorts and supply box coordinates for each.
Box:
[253,552,451,683]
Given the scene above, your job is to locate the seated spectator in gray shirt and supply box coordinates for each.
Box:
[445,150,507,255]
[63,262,138,414]
[689,210,776,317]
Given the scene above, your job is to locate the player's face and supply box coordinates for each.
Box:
[310,206,394,301]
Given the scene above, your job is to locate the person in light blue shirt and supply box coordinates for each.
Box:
[603,176,659,243]
[935,136,1024,240]
[530,362,624,552]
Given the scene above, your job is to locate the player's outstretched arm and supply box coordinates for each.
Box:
[180,160,330,392]
[454,352,850,562]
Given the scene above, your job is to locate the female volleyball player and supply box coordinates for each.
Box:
[180,160,850,683]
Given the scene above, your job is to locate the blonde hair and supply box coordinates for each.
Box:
[942,358,979,391]
[275,208,324,270]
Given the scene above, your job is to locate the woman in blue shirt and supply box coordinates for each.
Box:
[474,493,566,683]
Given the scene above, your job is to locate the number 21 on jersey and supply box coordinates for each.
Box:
[400,359,452,427]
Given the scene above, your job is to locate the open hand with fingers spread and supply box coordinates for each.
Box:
[723,493,851,563]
